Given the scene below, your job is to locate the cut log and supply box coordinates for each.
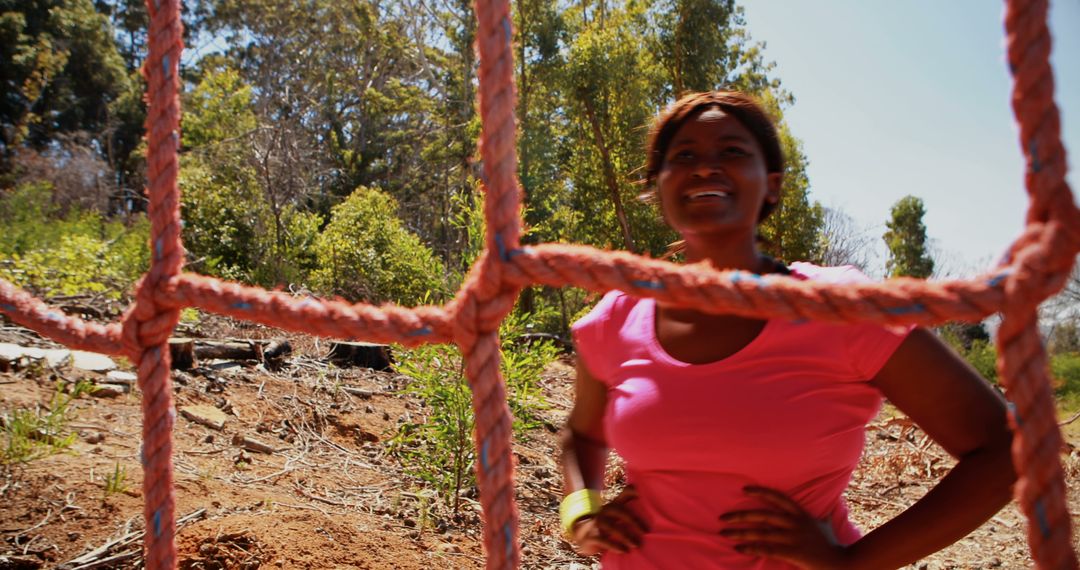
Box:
[327,341,392,371]
[195,340,263,361]
[263,339,292,370]
[168,338,195,370]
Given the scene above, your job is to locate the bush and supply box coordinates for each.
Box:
[0,182,150,299]
[390,309,559,510]
[312,186,446,305]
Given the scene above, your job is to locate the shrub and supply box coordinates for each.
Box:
[0,182,150,299]
[390,309,559,510]
[312,186,446,305]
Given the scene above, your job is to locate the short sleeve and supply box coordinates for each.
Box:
[570,290,624,382]
[789,262,914,380]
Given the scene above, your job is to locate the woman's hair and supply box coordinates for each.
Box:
[642,91,784,222]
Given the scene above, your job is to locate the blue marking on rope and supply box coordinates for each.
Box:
[45,311,62,322]
[731,272,766,288]
[502,16,512,43]
[1035,498,1050,538]
[504,523,514,558]
[231,302,252,311]
[631,280,664,290]
[407,327,432,337]
[987,270,1012,287]
[1007,400,1021,425]
[495,234,508,261]
[155,238,163,261]
[885,304,925,315]
[140,443,146,466]
[0,304,15,313]
[162,55,170,79]
[481,438,490,472]
[506,246,529,260]
[1029,139,1041,173]
[154,509,163,538]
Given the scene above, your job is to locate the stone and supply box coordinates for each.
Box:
[179,405,229,431]
[106,370,138,384]
[91,384,127,398]
[71,350,116,372]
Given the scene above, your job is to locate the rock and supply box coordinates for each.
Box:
[179,405,229,431]
[435,542,462,554]
[83,432,105,444]
[106,370,137,384]
[231,433,278,454]
[41,348,73,367]
[91,384,127,398]
[71,350,116,371]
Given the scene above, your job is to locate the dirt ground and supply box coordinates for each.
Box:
[1,319,1079,569]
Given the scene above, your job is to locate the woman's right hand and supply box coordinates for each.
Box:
[570,486,649,555]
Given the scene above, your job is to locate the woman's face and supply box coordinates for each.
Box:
[656,108,781,241]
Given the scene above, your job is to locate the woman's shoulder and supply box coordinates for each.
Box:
[571,290,639,332]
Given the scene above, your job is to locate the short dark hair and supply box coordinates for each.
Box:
[643,91,784,221]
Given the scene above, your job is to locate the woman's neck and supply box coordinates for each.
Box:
[682,235,768,273]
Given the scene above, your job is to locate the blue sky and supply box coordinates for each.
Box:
[741,1,1079,276]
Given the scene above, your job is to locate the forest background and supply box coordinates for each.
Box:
[2,0,1079,416]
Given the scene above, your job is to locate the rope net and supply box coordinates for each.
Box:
[1,0,1078,567]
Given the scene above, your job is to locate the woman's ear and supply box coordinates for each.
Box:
[766,172,782,205]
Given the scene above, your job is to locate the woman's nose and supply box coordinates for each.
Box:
[692,157,724,178]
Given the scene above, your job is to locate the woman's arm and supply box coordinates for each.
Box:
[722,327,1016,569]
[844,327,1016,569]
[561,359,647,554]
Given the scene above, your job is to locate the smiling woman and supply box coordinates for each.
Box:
[559,91,1017,570]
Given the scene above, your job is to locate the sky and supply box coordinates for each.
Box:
[740,0,1080,277]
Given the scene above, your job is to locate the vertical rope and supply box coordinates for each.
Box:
[467,0,524,567]
[1002,0,1079,567]
[121,0,185,567]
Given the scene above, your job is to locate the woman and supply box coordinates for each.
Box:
[560,91,1016,569]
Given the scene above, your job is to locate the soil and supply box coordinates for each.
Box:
[1,318,1078,570]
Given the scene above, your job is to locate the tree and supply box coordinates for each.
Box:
[312,187,446,305]
[883,195,934,278]
[818,207,875,271]
[0,0,129,151]
[758,108,823,263]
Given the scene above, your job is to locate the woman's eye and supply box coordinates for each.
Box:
[672,150,694,161]
[723,147,749,156]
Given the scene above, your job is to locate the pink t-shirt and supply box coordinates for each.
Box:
[571,263,913,569]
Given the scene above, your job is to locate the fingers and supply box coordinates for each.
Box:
[571,489,648,555]
[742,486,804,515]
[720,508,797,529]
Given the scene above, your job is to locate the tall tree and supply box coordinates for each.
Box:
[1,0,128,153]
[818,206,875,271]
[883,195,934,278]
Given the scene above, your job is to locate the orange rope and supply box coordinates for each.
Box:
[0,0,1077,567]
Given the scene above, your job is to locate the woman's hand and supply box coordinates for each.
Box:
[571,486,649,556]
[719,486,853,570]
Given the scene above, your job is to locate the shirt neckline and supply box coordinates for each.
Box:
[645,298,777,369]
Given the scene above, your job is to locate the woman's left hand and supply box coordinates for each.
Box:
[719,486,853,570]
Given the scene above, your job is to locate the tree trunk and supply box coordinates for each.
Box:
[581,96,635,252]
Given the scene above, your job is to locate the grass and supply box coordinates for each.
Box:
[1,380,96,467]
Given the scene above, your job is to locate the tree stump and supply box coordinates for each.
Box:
[168,338,195,370]
[327,341,393,371]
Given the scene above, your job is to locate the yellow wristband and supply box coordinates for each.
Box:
[560,488,602,539]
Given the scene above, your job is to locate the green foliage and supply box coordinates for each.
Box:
[390,311,559,510]
[390,343,474,512]
[1049,319,1080,355]
[103,461,129,496]
[1,380,95,467]
[0,182,150,299]
[0,0,130,148]
[1051,352,1080,400]
[758,94,824,263]
[312,187,446,305]
[939,325,998,384]
[884,195,935,278]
